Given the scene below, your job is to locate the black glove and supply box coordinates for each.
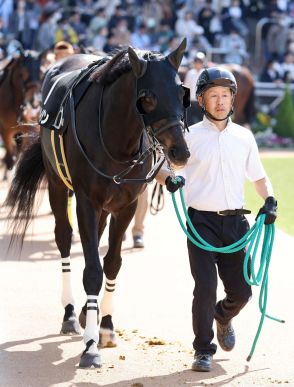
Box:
[255,196,277,225]
[165,176,185,193]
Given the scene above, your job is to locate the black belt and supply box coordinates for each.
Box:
[191,208,251,216]
[216,209,251,216]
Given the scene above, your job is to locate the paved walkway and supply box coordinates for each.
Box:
[0,179,294,387]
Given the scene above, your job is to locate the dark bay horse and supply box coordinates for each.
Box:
[222,64,255,126]
[5,40,190,368]
[0,50,41,178]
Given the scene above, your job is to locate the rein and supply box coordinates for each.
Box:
[171,185,284,361]
[69,91,166,184]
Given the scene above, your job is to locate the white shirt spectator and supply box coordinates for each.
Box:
[175,11,204,47]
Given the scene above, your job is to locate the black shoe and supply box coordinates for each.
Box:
[216,320,235,351]
[192,353,212,372]
[133,235,144,248]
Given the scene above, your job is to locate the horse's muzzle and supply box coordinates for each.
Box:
[167,146,190,169]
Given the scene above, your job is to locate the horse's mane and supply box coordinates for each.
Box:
[90,48,164,86]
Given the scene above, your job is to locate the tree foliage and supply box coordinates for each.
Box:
[274,85,294,139]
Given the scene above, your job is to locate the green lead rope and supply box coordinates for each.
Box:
[171,188,285,361]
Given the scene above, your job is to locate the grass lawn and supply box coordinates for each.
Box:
[245,155,294,237]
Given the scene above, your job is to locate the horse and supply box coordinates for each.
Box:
[0,50,41,179]
[4,39,190,368]
[222,63,255,126]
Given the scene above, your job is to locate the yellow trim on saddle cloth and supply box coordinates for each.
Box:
[50,130,73,191]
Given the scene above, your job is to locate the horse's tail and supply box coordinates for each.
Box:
[4,138,46,249]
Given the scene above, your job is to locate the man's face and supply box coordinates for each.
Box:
[197,86,233,120]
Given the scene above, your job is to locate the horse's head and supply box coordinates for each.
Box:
[128,39,190,169]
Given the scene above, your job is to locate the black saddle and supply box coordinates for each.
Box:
[39,60,102,133]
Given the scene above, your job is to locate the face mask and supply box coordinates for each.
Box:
[229,7,241,18]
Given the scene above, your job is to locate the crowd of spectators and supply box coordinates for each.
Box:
[0,0,294,82]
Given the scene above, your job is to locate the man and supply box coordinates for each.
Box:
[157,67,277,372]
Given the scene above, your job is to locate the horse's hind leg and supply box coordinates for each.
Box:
[99,202,137,348]
[47,179,80,335]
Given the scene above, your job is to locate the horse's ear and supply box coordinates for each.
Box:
[167,38,187,70]
[128,47,147,78]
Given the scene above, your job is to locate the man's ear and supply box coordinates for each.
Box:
[197,95,203,108]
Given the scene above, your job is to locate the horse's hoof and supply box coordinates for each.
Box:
[79,341,102,368]
[99,328,117,348]
[79,352,102,368]
[61,318,81,335]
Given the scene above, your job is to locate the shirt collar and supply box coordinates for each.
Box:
[203,115,233,132]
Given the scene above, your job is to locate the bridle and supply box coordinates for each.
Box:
[69,65,189,185]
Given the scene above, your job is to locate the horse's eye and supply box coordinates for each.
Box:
[144,96,153,104]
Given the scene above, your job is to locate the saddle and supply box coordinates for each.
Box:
[39,60,102,133]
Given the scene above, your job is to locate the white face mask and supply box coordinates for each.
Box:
[229,7,242,18]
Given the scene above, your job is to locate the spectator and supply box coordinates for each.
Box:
[221,0,249,38]
[131,23,151,50]
[197,0,216,44]
[88,7,108,44]
[69,12,88,46]
[175,11,204,48]
[107,4,125,33]
[111,19,131,47]
[7,0,40,49]
[184,52,205,125]
[219,27,248,65]
[259,59,283,83]
[281,52,294,82]
[55,15,79,46]
[265,11,290,62]
[35,6,59,52]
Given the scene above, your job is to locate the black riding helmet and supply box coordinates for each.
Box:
[196,67,237,97]
[196,67,237,121]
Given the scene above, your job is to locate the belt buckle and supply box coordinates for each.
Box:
[217,211,226,216]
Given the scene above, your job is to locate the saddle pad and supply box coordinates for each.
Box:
[39,65,94,133]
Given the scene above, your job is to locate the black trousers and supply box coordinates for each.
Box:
[187,208,252,355]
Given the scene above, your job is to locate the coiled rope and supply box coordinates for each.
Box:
[171,187,284,361]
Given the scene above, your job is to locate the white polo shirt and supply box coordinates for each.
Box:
[180,116,266,211]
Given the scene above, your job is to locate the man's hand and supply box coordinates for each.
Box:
[256,196,277,225]
[165,176,185,193]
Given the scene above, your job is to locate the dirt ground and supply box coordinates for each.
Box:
[0,157,294,387]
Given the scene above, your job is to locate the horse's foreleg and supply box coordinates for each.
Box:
[100,202,137,348]
[75,191,103,368]
[47,180,80,335]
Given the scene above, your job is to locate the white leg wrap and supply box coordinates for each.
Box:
[84,295,99,344]
[61,257,75,307]
[100,278,116,317]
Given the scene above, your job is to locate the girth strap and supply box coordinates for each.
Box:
[50,130,73,191]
